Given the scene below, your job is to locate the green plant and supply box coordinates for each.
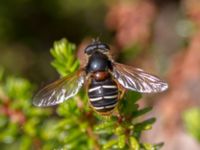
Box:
[183,108,200,142]
[0,39,163,150]
[0,68,53,150]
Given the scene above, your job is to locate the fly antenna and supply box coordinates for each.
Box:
[92,32,103,43]
[92,37,100,44]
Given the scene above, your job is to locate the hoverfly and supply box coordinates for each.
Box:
[33,39,168,115]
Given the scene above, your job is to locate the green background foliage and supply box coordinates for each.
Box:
[183,108,200,142]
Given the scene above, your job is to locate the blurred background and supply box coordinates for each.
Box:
[0,0,200,149]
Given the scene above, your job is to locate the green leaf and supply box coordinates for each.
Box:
[134,118,156,131]
[118,91,141,116]
[132,107,153,118]
[50,38,79,77]
[124,91,142,103]
[118,134,126,148]
[142,143,155,150]
[153,142,164,149]
[103,139,118,149]
[95,120,115,134]
[130,137,140,150]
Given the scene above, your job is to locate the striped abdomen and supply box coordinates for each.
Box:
[88,77,119,115]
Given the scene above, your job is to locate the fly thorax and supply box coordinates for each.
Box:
[86,51,112,73]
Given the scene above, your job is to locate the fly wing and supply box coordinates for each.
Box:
[112,63,168,93]
[33,70,86,107]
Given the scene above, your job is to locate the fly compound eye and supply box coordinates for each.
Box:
[97,43,110,53]
[84,44,97,55]
[84,40,110,55]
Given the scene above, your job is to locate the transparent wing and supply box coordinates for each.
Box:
[112,63,168,93]
[33,70,86,107]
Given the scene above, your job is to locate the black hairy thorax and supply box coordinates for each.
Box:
[86,51,112,73]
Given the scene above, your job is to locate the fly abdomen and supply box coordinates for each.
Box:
[88,77,119,115]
